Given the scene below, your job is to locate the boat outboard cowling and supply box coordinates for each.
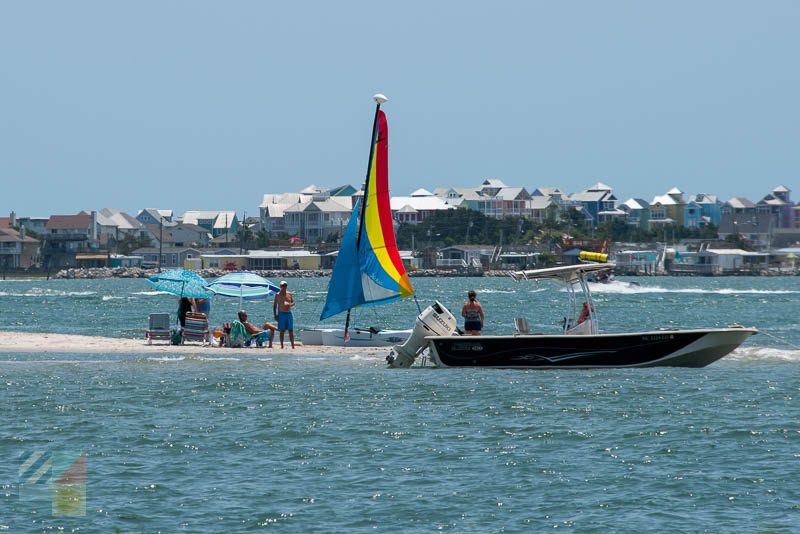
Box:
[386,301,457,368]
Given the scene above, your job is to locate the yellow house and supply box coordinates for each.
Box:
[200,254,247,270]
[200,251,322,270]
[651,187,685,227]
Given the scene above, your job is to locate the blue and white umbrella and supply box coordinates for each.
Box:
[147,269,213,298]
[206,271,280,307]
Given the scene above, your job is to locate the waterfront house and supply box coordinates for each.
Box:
[531,187,566,201]
[390,189,454,224]
[0,226,39,268]
[650,188,683,228]
[88,208,146,242]
[258,184,358,234]
[718,212,775,249]
[610,249,659,274]
[757,185,793,228]
[136,209,173,225]
[177,211,239,238]
[721,197,756,215]
[527,196,561,223]
[200,250,322,270]
[14,216,49,236]
[282,198,352,243]
[568,182,618,226]
[43,213,100,269]
[132,247,229,269]
[432,181,532,220]
[618,198,651,230]
[494,187,532,218]
[141,224,176,249]
[691,193,722,226]
[437,245,495,269]
[166,223,211,247]
[684,199,703,228]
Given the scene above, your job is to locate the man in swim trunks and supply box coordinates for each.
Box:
[273,280,295,348]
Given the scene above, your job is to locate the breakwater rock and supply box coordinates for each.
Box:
[54,267,515,280]
[53,267,334,280]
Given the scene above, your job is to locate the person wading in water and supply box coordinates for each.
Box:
[461,290,484,335]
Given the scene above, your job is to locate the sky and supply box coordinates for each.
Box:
[2,1,799,219]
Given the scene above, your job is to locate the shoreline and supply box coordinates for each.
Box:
[4,267,796,281]
[0,331,377,356]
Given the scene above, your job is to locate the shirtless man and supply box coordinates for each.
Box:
[273,280,296,348]
[237,310,276,348]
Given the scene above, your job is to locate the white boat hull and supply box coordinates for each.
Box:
[301,328,411,347]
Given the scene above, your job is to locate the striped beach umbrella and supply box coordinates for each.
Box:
[206,271,280,308]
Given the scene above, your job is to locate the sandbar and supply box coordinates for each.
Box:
[0,330,378,356]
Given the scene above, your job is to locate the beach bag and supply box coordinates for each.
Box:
[171,331,183,345]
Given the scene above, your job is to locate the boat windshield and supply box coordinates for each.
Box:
[509,263,615,335]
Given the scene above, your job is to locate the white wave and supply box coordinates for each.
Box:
[144,355,241,362]
[133,291,172,296]
[586,283,800,295]
[0,289,97,297]
[727,346,800,362]
[102,295,128,301]
[349,353,382,361]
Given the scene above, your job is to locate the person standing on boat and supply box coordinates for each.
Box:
[578,301,594,324]
[461,290,484,335]
[273,280,295,348]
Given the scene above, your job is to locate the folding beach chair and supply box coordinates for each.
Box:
[225,321,269,348]
[226,321,249,348]
[182,312,209,345]
[145,313,172,344]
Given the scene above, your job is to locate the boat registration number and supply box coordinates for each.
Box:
[642,334,674,341]
[450,342,484,352]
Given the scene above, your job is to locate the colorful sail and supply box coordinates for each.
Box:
[320,109,414,320]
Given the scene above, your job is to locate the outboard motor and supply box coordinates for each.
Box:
[386,301,457,368]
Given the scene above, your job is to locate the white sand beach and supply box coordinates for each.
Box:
[0,330,378,356]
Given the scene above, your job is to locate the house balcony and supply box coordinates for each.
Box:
[46,233,92,241]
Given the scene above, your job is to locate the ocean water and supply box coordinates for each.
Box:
[1,276,799,531]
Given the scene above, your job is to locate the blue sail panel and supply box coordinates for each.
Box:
[359,229,402,306]
[320,201,365,320]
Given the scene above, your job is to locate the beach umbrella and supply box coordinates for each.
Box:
[147,269,214,298]
[206,271,280,308]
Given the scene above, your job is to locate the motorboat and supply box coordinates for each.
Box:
[386,262,757,369]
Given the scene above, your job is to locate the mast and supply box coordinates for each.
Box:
[343,94,388,341]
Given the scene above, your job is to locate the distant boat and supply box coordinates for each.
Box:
[301,95,415,346]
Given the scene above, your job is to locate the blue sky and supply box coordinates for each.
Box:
[2,1,798,219]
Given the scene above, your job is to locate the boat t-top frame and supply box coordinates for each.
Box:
[508,262,616,335]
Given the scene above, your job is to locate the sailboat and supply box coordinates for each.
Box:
[300,94,416,347]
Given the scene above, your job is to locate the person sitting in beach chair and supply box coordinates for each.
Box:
[226,310,276,348]
[181,311,210,345]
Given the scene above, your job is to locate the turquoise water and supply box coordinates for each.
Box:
[2,276,799,531]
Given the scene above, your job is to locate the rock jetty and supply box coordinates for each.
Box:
[54,267,513,280]
[54,267,333,280]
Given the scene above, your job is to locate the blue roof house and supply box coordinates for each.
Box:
[568,182,617,226]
